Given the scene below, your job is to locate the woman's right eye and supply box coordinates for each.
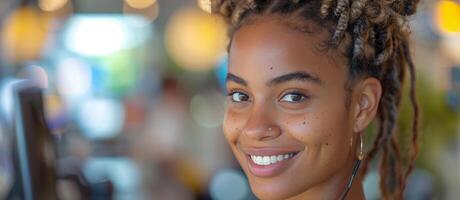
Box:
[229,92,249,102]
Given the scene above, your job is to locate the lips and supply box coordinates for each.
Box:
[240,146,302,177]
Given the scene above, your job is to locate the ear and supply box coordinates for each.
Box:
[352,77,382,133]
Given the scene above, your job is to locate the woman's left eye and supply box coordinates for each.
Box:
[280,93,308,103]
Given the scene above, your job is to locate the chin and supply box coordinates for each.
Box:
[251,186,286,200]
[246,175,306,200]
[250,185,299,200]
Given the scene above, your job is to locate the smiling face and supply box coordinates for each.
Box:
[223,16,373,199]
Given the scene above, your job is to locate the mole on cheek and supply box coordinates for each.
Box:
[269,66,273,70]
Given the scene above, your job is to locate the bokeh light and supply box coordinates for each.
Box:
[210,169,249,200]
[63,15,151,57]
[76,98,125,140]
[165,7,227,71]
[435,0,460,34]
[123,0,159,23]
[363,170,379,199]
[124,0,156,10]
[83,157,141,198]
[56,58,92,97]
[39,0,68,12]
[190,90,225,128]
[63,16,130,56]
[215,55,229,92]
[99,51,139,96]
[441,36,460,63]
[1,6,51,64]
[44,95,68,132]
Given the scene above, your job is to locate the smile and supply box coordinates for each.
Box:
[240,147,302,177]
[250,153,296,166]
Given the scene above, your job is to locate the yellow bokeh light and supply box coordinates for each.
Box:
[39,0,68,12]
[436,0,460,34]
[165,7,227,71]
[1,6,51,64]
[45,95,64,120]
[123,0,159,22]
[125,0,156,10]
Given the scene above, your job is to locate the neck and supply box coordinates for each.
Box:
[286,159,366,200]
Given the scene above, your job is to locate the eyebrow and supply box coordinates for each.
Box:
[226,71,322,87]
[226,73,247,86]
[268,71,322,86]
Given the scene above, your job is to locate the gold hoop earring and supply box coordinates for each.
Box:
[357,133,364,160]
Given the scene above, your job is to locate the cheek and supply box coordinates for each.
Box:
[280,114,315,142]
[281,107,351,148]
[223,110,245,143]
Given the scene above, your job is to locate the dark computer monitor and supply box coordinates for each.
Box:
[8,83,57,200]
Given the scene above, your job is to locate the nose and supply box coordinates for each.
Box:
[243,105,281,141]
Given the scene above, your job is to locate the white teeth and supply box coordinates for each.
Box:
[270,156,277,163]
[250,153,296,166]
[255,156,262,164]
[277,155,283,161]
[263,156,270,165]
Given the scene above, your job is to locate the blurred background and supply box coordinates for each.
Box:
[0,0,459,199]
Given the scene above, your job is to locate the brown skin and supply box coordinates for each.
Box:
[223,16,382,200]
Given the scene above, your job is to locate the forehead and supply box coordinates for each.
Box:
[228,16,348,85]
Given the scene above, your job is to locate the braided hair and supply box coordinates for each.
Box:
[211,0,420,199]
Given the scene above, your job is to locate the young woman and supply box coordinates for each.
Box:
[213,0,420,199]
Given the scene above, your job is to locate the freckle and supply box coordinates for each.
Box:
[270,66,273,70]
[325,142,329,146]
[303,121,306,125]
